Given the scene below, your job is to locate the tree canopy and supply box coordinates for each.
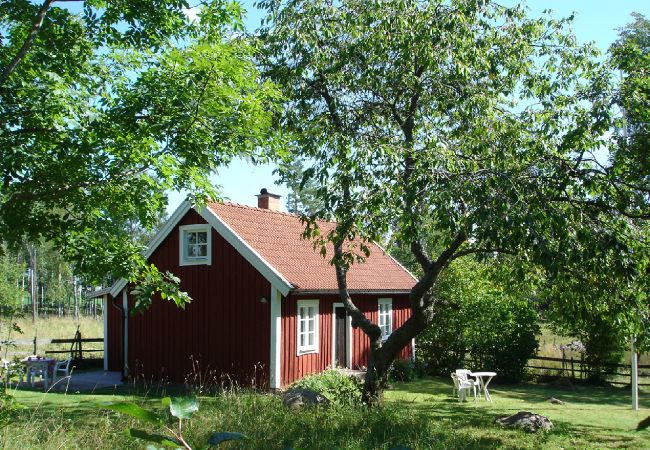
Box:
[260,0,648,401]
[1,0,280,307]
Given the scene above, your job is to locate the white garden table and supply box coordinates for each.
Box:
[470,371,497,401]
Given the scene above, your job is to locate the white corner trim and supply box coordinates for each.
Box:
[198,206,293,296]
[109,200,193,298]
[331,303,353,369]
[296,299,319,356]
[178,223,212,266]
[269,287,282,389]
[373,241,419,281]
[103,294,108,371]
[122,289,129,377]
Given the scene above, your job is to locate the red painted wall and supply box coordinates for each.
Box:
[280,293,412,385]
[120,210,271,386]
[106,294,123,372]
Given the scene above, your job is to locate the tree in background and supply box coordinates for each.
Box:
[541,13,650,379]
[1,0,281,311]
[261,0,647,402]
[280,159,324,215]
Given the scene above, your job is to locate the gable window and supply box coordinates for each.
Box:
[297,299,319,355]
[179,224,211,266]
[378,298,392,340]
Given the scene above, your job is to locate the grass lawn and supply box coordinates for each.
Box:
[2,377,649,449]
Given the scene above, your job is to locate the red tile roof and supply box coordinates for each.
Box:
[207,202,417,292]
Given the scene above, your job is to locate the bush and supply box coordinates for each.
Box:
[416,259,540,383]
[389,359,424,382]
[290,369,363,406]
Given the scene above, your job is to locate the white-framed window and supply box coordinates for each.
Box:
[179,224,211,266]
[378,298,392,341]
[297,299,319,355]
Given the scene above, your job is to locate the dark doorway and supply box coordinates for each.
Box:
[335,306,347,367]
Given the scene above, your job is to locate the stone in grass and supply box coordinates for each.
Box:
[282,388,331,410]
[548,397,565,405]
[496,411,554,433]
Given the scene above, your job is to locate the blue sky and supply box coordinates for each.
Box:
[167,0,650,214]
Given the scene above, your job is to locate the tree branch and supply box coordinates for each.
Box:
[0,0,55,87]
[333,239,381,340]
[449,246,514,262]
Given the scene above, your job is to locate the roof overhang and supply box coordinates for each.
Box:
[291,289,413,296]
[86,287,111,299]
[109,200,294,299]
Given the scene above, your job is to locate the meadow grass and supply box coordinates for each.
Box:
[3,316,104,360]
[3,377,649,449]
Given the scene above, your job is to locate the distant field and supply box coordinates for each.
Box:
[533,325,649,385]
[1,316,104,360]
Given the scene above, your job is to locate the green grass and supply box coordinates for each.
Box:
[2,377,649,449]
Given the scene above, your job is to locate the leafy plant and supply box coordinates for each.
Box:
[103,396,246,449]
[389,359,419,383]
[291,369,363,406]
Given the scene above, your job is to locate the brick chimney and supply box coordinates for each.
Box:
[256,188,281,211]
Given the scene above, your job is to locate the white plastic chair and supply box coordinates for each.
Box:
[2,359,24,387]
[451,373,476,402]
[456,369,481,393]
[54,358,72,382]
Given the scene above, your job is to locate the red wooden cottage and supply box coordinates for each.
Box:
[99,190,417,388]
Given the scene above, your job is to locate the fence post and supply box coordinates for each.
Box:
[32,336,36,355]
[79,331,83,360]
[571,357,575,379]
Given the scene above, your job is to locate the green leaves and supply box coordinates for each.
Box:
[124,428,182,448]
[102,396,246,449]
[103,402,163,424]
[162,396,199,420]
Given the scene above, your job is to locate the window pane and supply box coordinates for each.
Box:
[308,332,313,346]
[187,232,197,245]
[300,334,305,346]
[197,232,207,244]
[197,244,207,257]
[308,318,314,332]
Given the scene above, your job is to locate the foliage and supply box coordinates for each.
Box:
[388,359,421,383]
[291,368,363,406]
[103,395,246,449]
[415,258,540,383]
[1,0,281,310]
[0,389,22,430]
[0,246,24,311]
[278,158,325,215]
[259,0,646,401]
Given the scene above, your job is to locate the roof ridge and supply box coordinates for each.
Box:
[208,200,301,218]
[209,200,338,225]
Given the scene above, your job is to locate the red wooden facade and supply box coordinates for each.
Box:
[106,207,413,387]
[280,293,412,385]
[108,210,272,385]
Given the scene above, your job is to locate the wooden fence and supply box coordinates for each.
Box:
[525,355,650,386]
[12,329,103,360]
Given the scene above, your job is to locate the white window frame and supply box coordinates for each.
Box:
[378,298,393,341]
[179,224,212,266]
[297,299,319,355]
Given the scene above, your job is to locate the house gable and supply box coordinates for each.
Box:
[109,200,293,298]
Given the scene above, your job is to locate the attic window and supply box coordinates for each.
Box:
[179,224,211,266]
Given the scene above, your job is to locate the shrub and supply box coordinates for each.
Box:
[290,369,363,406]
[389,359,420,382]
[416,258,540,383]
